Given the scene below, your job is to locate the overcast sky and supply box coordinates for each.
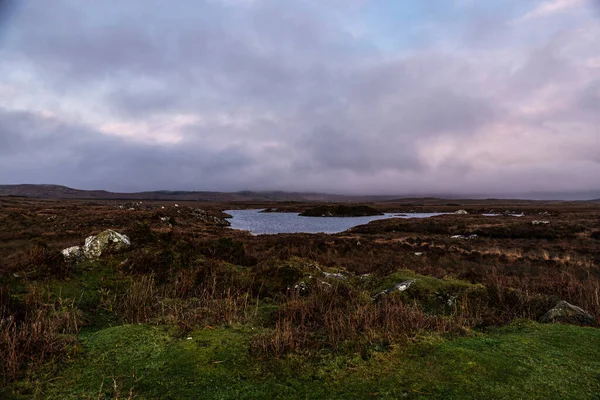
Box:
[0,0,599,195]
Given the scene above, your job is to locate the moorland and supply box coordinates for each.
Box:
[1,196,600,399]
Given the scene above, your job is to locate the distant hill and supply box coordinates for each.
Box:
[1,184,599,202]
[0,184,399,202]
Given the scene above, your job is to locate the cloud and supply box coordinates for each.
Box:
[516,0,587,22]
[0,0,599,195]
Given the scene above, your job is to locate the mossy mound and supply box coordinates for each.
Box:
[371,270,487,313]
[299,205,383,217]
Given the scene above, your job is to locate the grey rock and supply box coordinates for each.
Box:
[82,230,131,259]
[540,301,596,326]
[63,230,131,262]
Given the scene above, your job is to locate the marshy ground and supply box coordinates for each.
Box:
[1,197,599,399]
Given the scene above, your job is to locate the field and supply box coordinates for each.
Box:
[1,197,600,399]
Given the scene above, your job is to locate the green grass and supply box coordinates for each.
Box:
[7,321,599,399]
[351,321,600,399]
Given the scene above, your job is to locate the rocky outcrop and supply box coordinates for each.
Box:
[62,229,131,261]
[540,301,596,326]
[191,209,231,226]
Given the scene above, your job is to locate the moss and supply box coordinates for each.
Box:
[372,269,487,313]
[9,322,598,399]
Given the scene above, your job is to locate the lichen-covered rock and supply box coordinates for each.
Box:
[540,301,596,326]
[82,230,131,259]
[61,246,84,261]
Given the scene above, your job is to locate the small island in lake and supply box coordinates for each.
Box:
[299,205,384,217]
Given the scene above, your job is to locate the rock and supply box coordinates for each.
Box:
[451,234,477,240]
[414,252,423,256]
[373,280,416,300]
[61,229,130,262]
[82,230,131,259]
[437,293,457,307]
[191,209,231,226]
[455,210,468,215]
[290,281,309,294]
[323,272,347,281]
[447,295,457,307]
[61,245,84,261]
[392,280,415,292]
[540,301,596,326]
[532,220,550,225]
[119,201,152,211]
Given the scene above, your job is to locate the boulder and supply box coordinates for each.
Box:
[62,230,130,262]
[540,301,596,326]
[455,210,468,215]
[82,230,131,259]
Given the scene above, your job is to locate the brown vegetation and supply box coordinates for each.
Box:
[1,196,599,385]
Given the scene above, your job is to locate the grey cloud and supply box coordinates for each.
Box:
[0,0,599,195]
[0,108,257,192]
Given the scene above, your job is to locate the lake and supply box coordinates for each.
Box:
[225,209,446,235]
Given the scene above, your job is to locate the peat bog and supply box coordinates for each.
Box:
[1,197,600,399]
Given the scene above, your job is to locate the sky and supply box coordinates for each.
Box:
[0,0,599,195]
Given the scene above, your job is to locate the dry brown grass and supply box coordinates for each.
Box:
[251,283,470,357]
[0,285,82,383]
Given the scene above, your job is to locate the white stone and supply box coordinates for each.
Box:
[61,246,83,261]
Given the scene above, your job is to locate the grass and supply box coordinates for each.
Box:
[4,321,599,399]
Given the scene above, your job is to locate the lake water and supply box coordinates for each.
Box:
[225,209,446,235]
